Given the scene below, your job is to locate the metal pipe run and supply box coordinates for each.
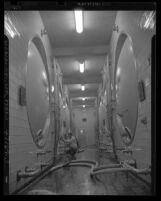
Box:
[122,161,151,175]
[13,163,54,195]
[17,168,41,182]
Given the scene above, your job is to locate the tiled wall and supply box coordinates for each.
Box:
[109,11,155,173]
[7,11,54,194]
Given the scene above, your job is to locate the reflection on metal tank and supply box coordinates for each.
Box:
[115,34,138,145]
[99,100,107,130]
[26,37,50,148]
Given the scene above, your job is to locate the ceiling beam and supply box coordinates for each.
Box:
[72,103,96,107]
[72,99,96,105]
[52,45,109,58]
[63,74,102,85]
[69,90,97,98]
[71,97,96,100]
[72,104,96,108]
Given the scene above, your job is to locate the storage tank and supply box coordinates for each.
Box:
[110,11,155,175]
[26,36,51,148]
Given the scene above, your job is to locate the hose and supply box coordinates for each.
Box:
[17,159,151,194]
[48,159,150,177]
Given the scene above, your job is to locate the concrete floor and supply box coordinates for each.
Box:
[22,148,151,195]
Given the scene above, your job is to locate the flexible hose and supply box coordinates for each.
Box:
[17,159,151,194]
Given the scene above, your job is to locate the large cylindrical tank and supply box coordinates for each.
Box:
[114,35,138,146]
[26,36,51,148]
[111,11,155,171]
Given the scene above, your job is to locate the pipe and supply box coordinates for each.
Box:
[48,160,124,178]
[25,166,37,173]
[14,159,151,194]
[128,171,151,188]
[12,162,54,195]
[17,168,41,182]
[29,150,52,155]
[35,162,51,170]
[122,150,132,154]
[69,159,98,165]
[93,164,122,172]
[65,160,124,177]
[90,167,128,176]
[25,163,51,174]
[122,162,151,174]
[15,160,99,194]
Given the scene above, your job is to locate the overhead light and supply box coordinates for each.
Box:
[83,105,85,108]
[28,50,32,57]
[81,85,85,91]
[80,63,84,73]
[51,85,54,92]
[116,68,121,77]
[82,97,85,101]
[140,11,156,30]
[74,10,83,33]
[42,72,47,80]
[5,14,20,38]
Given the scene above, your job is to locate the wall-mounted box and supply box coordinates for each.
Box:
[18,86,26,106]
[138,80,146,102]
[82,118,87,122]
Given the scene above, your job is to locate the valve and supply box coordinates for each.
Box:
[141,116,148,125]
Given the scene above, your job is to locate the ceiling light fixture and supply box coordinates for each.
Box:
[27,50,32,57]
[81,85,85,91]
[5,14,20,39]
[74,10,83,33]
[42,72,47,80]
[140,11,156,30]
[83,105,85,108]
[51,85,54,93]
[82,97,85,101]
[116,68,121,77]
[80,62,84,73]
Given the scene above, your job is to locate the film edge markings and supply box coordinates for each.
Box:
[4,35,9,195]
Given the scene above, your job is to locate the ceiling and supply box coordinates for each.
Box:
[40,11,117,108]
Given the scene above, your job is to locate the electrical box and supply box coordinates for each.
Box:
[138,80,146,102]
[19,86,26,106]
[82,118,87,122]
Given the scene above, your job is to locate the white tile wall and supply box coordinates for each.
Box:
[7,11,54,194]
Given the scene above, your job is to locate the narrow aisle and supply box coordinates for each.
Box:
[5,7,155,195]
